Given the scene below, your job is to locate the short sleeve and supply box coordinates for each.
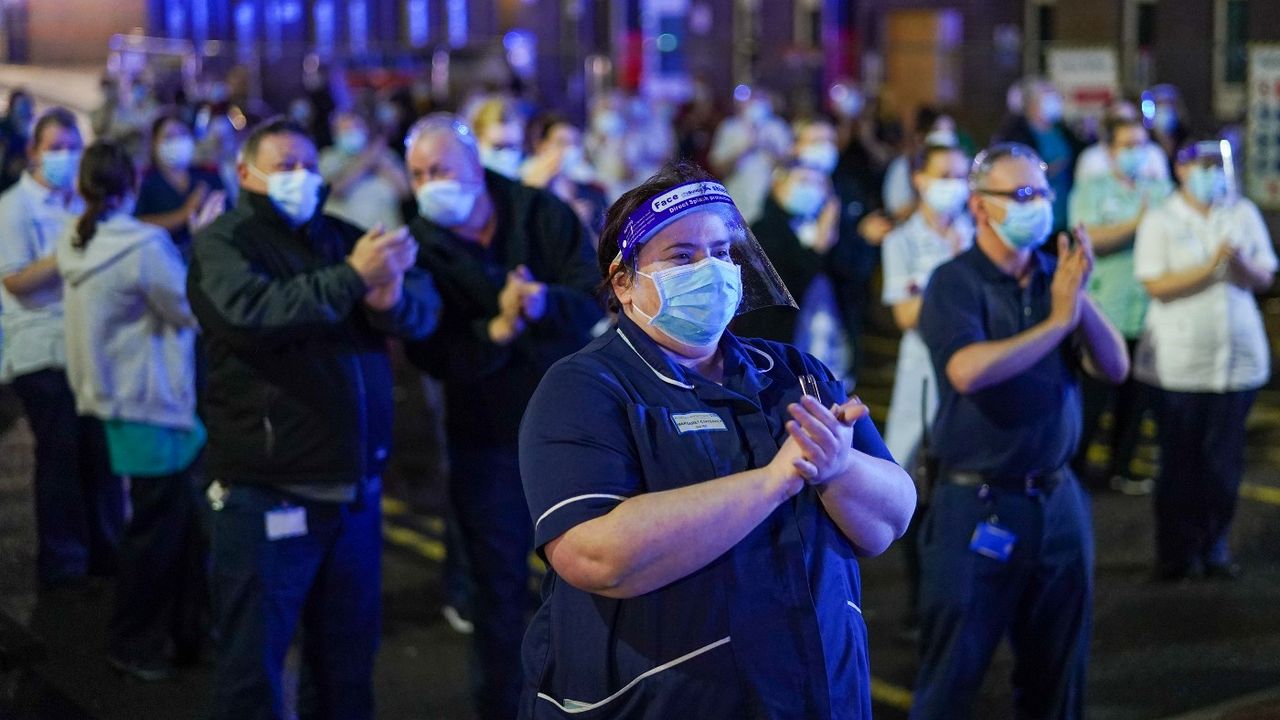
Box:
[1067,183,1091,228]
[0,198,36,277]
[1239,200,1278,273]
[918,261,986,372]
[879,225,916,306]
[882,158,914,218]
[519,357,642,553]
[1133,209,1169,281]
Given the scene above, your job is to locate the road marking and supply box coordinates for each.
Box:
[1154,683,1280,719]
[380,507,917,713]
[1240,482,1280,507]
[870,676,914,711]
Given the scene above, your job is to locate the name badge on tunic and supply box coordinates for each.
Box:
[671,411,728,434]
[265,506,308,541]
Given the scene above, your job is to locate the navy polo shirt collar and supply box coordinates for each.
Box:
[614,313,772,400]
[964,243,1053,284]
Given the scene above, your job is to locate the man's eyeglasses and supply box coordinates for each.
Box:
[977,186,1056,204]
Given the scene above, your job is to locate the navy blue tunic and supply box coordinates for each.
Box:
[518,314,893,719]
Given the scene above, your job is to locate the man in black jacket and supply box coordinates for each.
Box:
[402,114,601,719]
[188,117,439,720]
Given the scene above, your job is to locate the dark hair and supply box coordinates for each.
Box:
[596,160,721,312]
[7,89,29,111]
[241,115,310,165]
[30,107,78,151]
[914,106,944,138]
[912,143,966,173]
[74,141,137,249]
[149,111,191,167]
[527,112,572,148]
[1105,115,1145,146]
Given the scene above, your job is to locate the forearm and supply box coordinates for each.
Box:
[946,317,1072,394]
[1232,257,1276,293]
[1142,260,1219,302]
[138,207,191,232]
[327,163,370,198]
[549,467,797,599]
[1084,220,1138,255]
[817,452,916,556]
[1,256,60,296]
[891,297,922,331]
[1076,296,1129,383]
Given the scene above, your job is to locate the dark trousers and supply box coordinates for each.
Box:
[1074,340,1147,481]
[109,469,207,665]
[911,477,1094,720]
[1150,387,1256,572]
[10,368,123,585]
[210,481,381,720]
[449,442,532,720]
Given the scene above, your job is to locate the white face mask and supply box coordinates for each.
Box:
[416,179,482,227]
[157,136,195,171]
[797,141,839,174]
[480,145,523,180]
[923,178,969,216]
[250,165,323,225]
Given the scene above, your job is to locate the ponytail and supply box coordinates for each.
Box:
[74,199,107,249]
[71,140,137,251]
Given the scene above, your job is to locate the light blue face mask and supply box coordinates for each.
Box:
[41,149,81,190]
[990,197,1054,251]
[1186,166,1227,206]
[1115,147,1146,179]
[635,256,743,348]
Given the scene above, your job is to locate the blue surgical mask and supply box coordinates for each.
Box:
[635,256,743,348]
[1185,166,1227,206]
[797,141,839,173]
[1153,106,1178,134]
[924,178,969,216]
[335,128,368,155]
[781,181,827,218]
[1115,147,1146,179]
[40,149,80,190]
[1039,94,1064,123]
[251,166,324,225]
[990,197,1053,251]
[416,179,481,227]
[157,136,195,171]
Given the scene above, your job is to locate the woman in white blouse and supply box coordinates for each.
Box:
[1133,140,1276,582]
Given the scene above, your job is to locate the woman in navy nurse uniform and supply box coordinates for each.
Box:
[518,162,916,719]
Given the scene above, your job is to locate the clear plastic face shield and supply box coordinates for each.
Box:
[1175,140,1238,204]
[614,180,796,315]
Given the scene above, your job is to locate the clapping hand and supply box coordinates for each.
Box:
[784,395,869,485]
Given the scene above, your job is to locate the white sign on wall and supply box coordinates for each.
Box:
[1046,46,1119,123]
[1246,44,1280,210]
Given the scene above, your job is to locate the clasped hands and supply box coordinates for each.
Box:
[770,395,869,490]
[347,223,418,311]
[489,264,548,345]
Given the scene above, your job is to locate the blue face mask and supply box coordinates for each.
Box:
[781,181,827,218]
[990,197,1054,251]
[1186,166,1227,206]
[635,256,743,348]
[41,149,81,190]
[1115,147,1146,179]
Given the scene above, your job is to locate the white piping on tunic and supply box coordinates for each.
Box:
[616,329,776,388]
[615,329,696,389]
[535,494,628,531]
[536,636,733,714]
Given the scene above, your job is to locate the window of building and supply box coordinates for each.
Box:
[1024,0,1056,76]
[1214,0,1249,119]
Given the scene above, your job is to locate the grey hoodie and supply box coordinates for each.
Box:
[57,212,198,430]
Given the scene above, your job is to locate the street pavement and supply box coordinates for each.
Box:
[1,315,1278,719]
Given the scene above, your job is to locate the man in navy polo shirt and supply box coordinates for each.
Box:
[910,143,1129,720]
